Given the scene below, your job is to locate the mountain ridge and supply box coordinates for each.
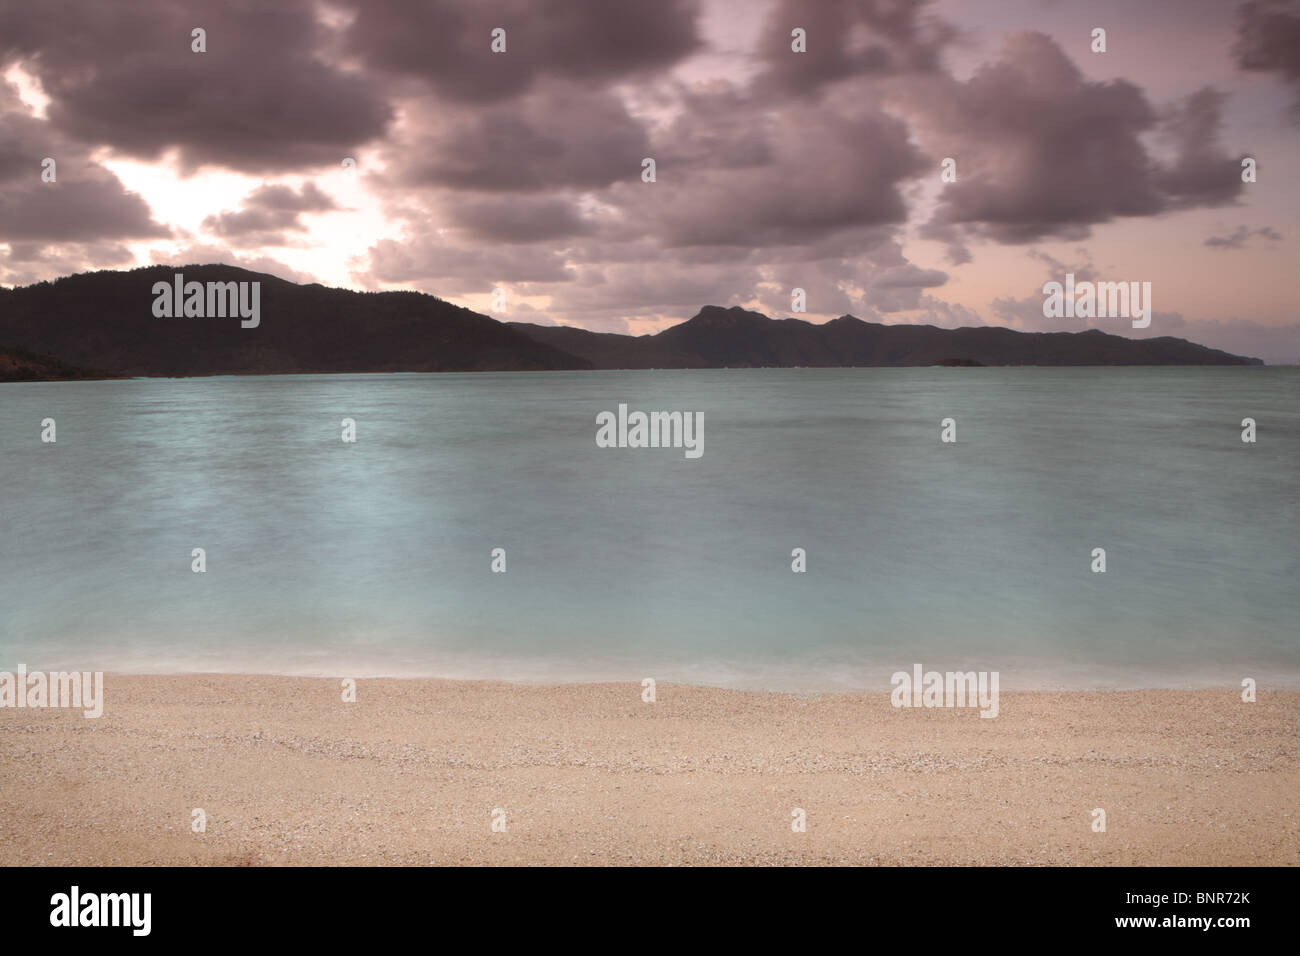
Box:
[0,265,591,376]
[0,269,1265,378]
[510,304,1263,368]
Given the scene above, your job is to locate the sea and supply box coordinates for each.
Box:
[1,367,1296,690]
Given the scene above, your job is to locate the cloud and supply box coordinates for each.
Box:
[1026,247,1096,282]
[364,234,576,292]
[382,80,651,193]
[1127,314,1298,364]
[437,194,594,243]
[627,84,927,247]
[0,240,136,286]
[991,293,1068,332]
[202,182,342,246]
[1,0,1294,361]
[353,58,935,317]
[538,257,766,329]
[1235,0,1300,118]
[894,294,983,329]
[754,0,957,97]
[915,219,972,265]
[862,262,949,312]
[990,291,1295,363]
[0,80,170,244]
[1204,224,1284,247]
[341,0,702,103]
[904,33,1242,245]
[506,232,940,327]
[1152,88,1244,208]
[0,0,394,173]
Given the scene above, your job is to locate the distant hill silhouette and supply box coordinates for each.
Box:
[511,305,1263,368]
[0,265,590,376]
[0,270,1263,379]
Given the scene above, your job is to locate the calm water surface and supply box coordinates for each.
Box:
[1,367,1296,690]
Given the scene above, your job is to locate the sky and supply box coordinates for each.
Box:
[1,0,1297,362]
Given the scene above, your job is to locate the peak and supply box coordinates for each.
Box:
[687,305,771,323]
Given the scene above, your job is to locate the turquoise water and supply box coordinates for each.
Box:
[1,368,1296,690]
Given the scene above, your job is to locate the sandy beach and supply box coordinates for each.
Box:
[1,675,1295,866]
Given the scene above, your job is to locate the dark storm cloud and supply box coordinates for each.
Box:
[359,37,936,285]
[872,264,947,289]
[1153,88,1245,208]
[1235,0,1300,117]
[363,72,929,294]
[654,84,774,170]
[243,182,339,213]
[0,0,393,173]
[340,0,702,103]
[627,85,928,247]
[755,0,956,96]
[387,81,650,192]
[439,194,593,243]
[202,182,341,245]
[356,55,938,315]
[0,173,169,242]
[0,83,170,243]
[906,33,1243,246]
